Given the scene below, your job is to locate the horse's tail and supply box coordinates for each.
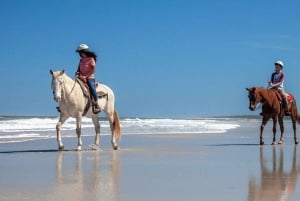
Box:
[292,100,300,124]
[113,110,122,140]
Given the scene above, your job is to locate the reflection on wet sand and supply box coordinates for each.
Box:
[248,146,299,201]
[53,151,120,201]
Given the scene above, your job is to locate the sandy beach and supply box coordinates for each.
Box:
[1,123,300,201]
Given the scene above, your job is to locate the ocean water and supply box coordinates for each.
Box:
[0,116,260,144]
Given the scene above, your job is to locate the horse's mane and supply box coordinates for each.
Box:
[61,72,73,80]
[59,72,79,87]
[253,86,267,90]
[255,87,278,108]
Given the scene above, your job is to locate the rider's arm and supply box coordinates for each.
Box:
[270,73,284,88]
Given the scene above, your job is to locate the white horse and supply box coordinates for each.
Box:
[50,70,121,151]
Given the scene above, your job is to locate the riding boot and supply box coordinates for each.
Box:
[91,100,101,114]
[282,98,290,116]
[93,104,101,114]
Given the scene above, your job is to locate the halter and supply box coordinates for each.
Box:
[248,88,264,111]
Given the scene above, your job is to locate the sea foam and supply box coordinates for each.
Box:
[0,116,242,143]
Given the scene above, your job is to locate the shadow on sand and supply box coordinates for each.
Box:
[206,143,258,147]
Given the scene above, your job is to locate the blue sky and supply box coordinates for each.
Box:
[1,0,300,117]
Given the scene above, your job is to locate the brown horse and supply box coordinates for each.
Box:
[246,87,300,145]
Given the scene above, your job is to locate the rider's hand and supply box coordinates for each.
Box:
[79,75,87,83]
[269,81,273,87]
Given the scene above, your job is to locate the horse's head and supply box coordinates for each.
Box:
[246,87,262,111]
[50,70,65,102]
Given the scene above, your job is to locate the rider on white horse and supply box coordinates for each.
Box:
[50,70,122,150]
[76,44,101,114]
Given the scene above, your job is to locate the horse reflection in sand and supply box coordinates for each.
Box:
[50,70,121,150]
[53,151,120,201]
[248,147,300,201]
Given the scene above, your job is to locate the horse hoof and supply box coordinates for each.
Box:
[271,141,277,145]
[113,145,119,150]
[278,140,283,145]
[76,146,82,151]
[58,145,64,151]
[260,141,264,145]
[90,144,99,150]
[295,139,299,145]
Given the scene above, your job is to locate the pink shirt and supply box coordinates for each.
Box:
[78,57,96,79]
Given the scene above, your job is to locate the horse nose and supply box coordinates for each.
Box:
[249,105,255,111]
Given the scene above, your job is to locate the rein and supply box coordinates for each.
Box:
[75,78,91,116]
[256,88,280,111]
[53,75,91,116]
[254,103,262,111]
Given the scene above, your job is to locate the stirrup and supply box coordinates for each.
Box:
[92,105,101,114]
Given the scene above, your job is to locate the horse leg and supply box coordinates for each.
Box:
[291,114,299,145]
[260,116,270,145]
[91,114,101,150]
[107,112,118,150]
[278,116,284,144]
[271,116,278,145]
[75,116,83,151]
[56,115,69,150]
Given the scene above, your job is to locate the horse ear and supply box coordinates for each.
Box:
[60,70,65,75]
[246,87,255,92]
[50,69,53,75]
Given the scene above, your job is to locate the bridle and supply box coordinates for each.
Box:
[51,74,65,102]
[248,89,263,111]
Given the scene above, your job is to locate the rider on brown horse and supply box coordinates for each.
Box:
[268,60,290,115]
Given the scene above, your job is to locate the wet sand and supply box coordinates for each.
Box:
[0,124,300,201]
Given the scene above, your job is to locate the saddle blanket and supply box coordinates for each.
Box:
[272,90,293,101]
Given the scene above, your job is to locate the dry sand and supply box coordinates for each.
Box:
[0,126,300,201]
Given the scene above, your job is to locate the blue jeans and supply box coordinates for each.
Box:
[87,79,98,102]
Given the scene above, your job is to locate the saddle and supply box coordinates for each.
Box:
[270,89,294,102]
[76,78,108,99]
[76,78,108,115]
[95,82,109,99]
[76,78,90,98]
